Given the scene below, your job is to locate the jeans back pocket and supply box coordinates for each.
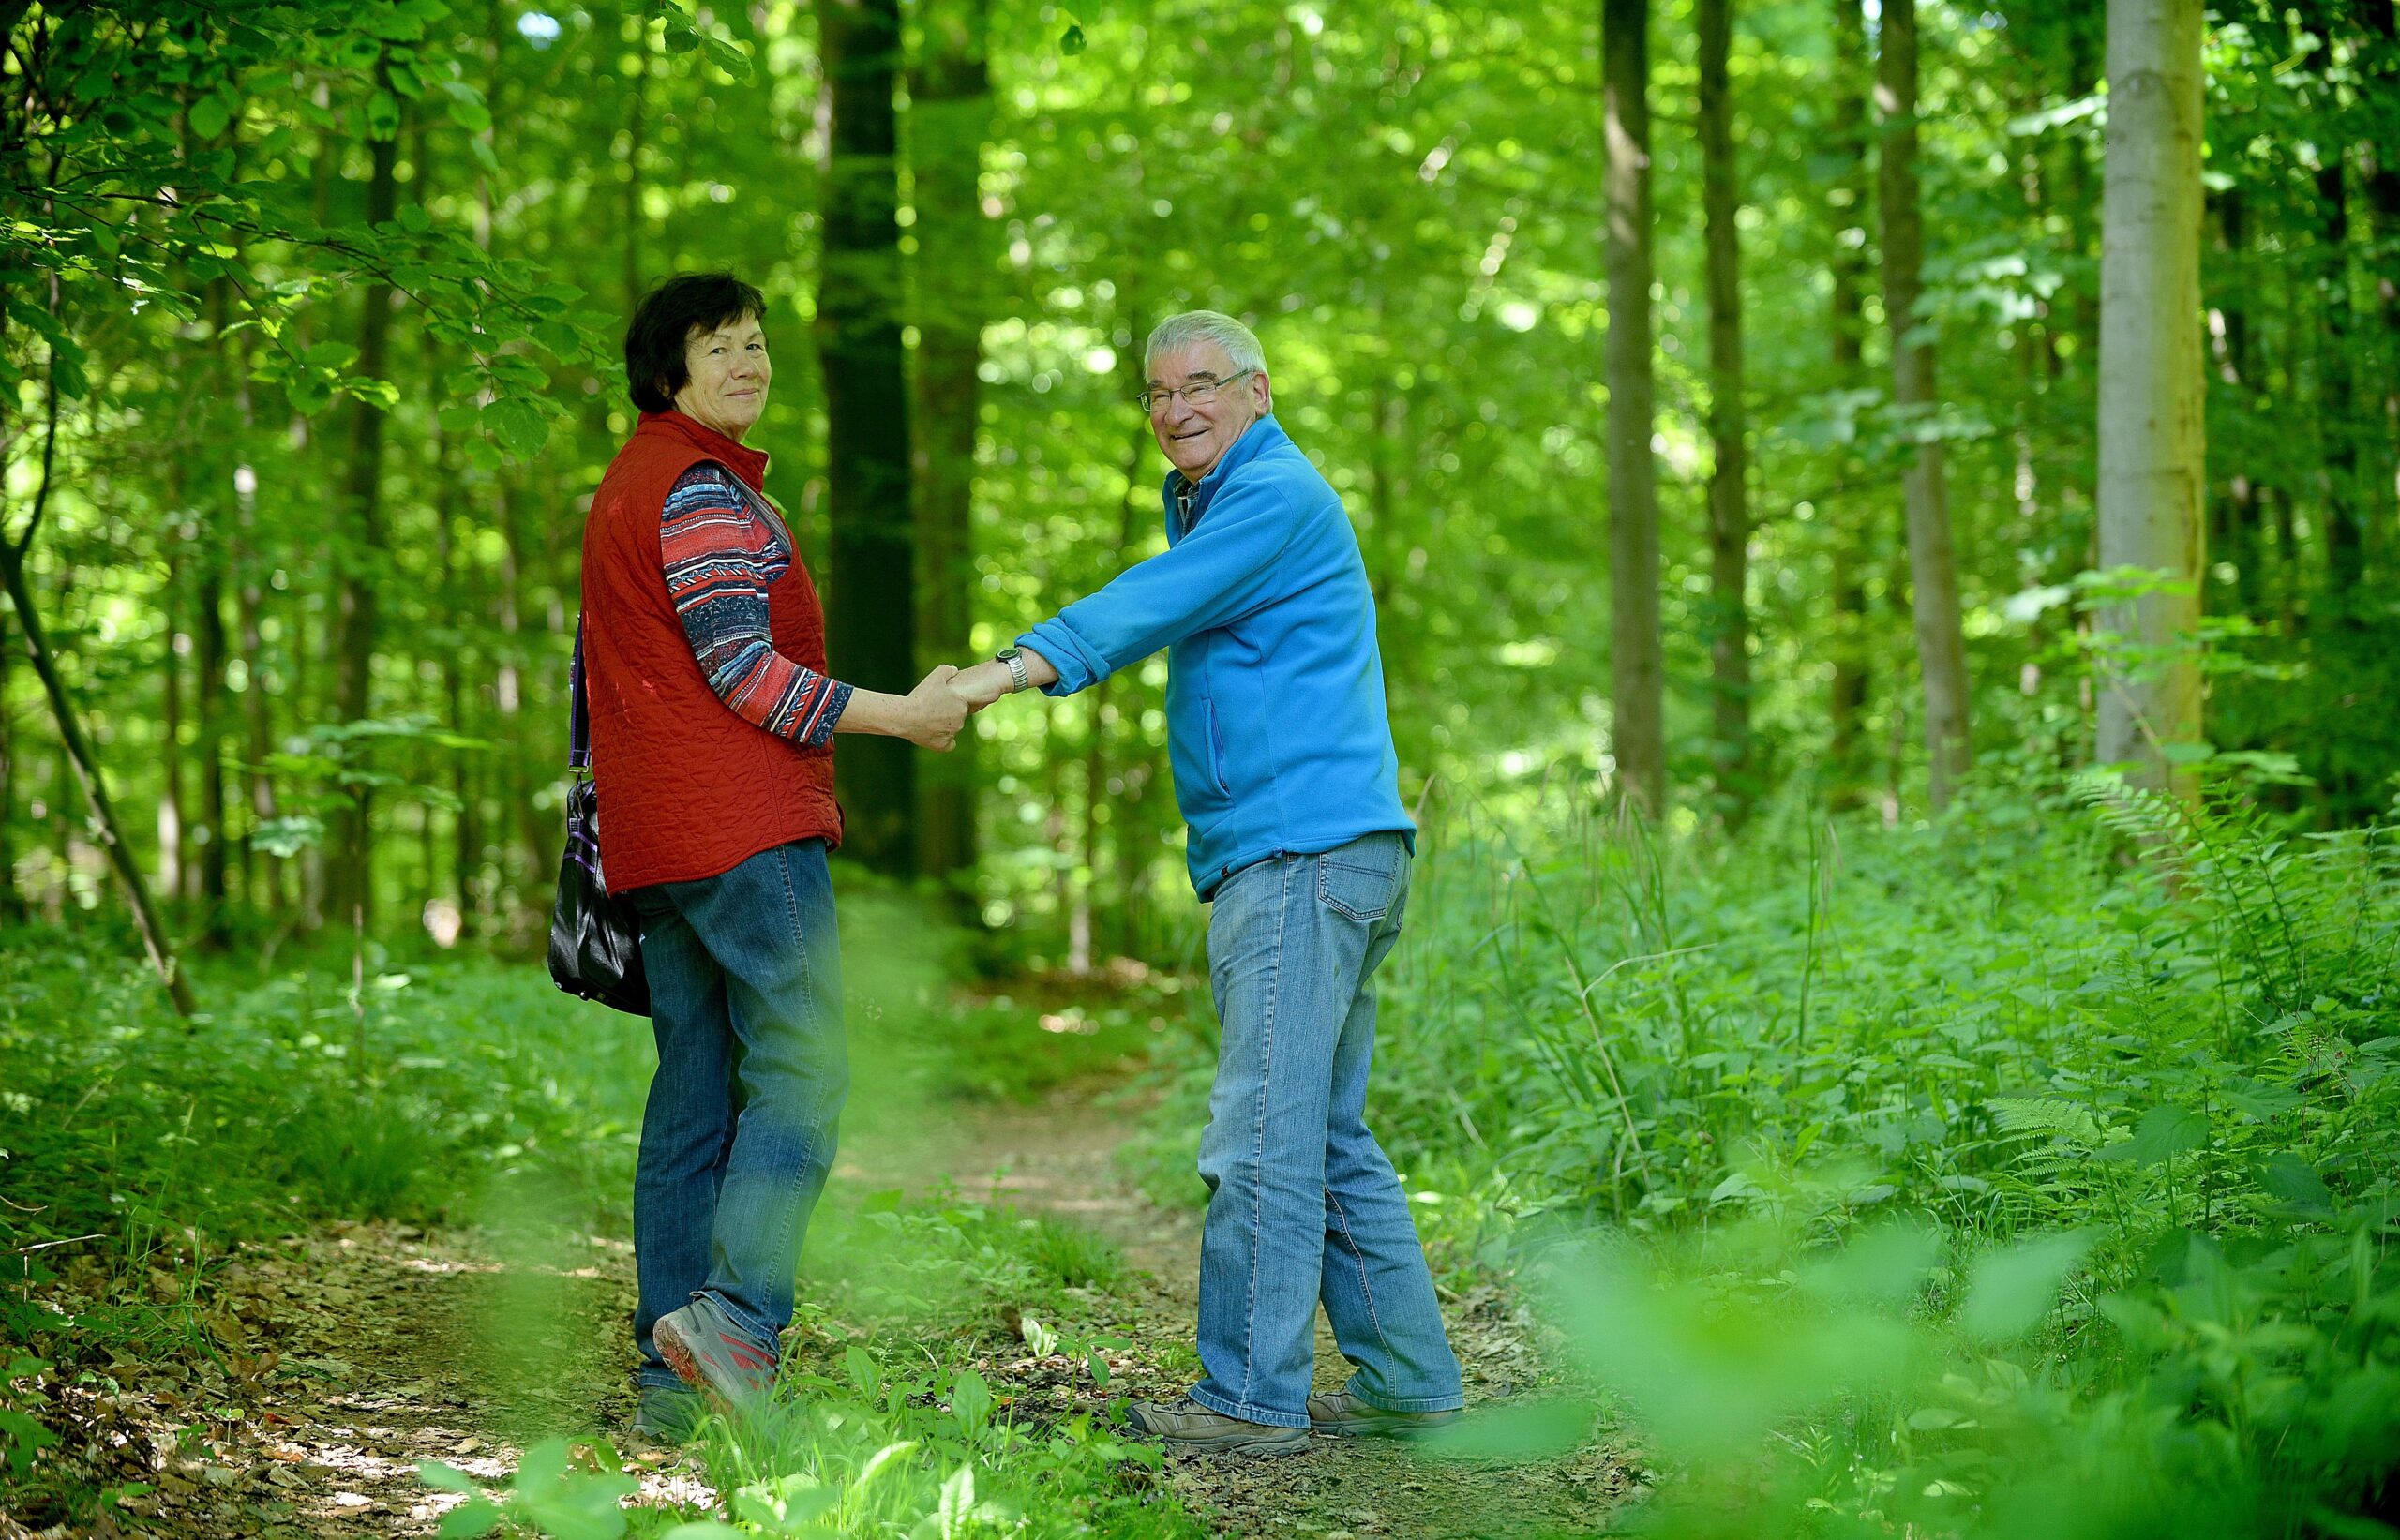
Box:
[1315,840,1403,923]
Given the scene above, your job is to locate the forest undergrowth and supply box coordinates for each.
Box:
[1126,769,2400,1538]
[6,771,2397,1538]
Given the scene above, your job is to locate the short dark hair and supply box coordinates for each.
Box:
[624,273,768,413]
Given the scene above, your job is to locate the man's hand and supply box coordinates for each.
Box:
[905,664,969,750]
[949,660,1012,710]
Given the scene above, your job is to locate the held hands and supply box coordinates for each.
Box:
[948,660,1013,711]
[905,664,971,751]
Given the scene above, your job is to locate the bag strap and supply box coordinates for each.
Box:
[569,615,592,773]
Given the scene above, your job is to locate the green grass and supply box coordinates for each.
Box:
[1118,770,2400,1538]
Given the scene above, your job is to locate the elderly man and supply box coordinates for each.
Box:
[952,310,1464,1456]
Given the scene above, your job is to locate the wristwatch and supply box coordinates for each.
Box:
[996,646,1030,694]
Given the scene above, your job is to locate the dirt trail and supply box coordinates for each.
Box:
[922,1090,1635,1539]
[12,1085,1628,1539]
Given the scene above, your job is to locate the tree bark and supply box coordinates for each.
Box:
[818,0,918,873]
[159,544,187,904]
[2095,0,2207,798]
[2360,0,2400,531]
[0,542,196,1015]
[2208,190,2262,617]
[2315,156,2363,601]
[1699,0,1750,825]
[909,0,991,890]
[1878,0,1973,808]
[1826,0,1872,810]
[1603,0,1664,817]
[326,115,399,931]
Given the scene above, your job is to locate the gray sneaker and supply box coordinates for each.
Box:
[653,1294,777,1408]
[1125,1398,1310,1458]
[1306,1389,1462,1439]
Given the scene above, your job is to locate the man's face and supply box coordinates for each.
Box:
[671,313,772,440]
[1147,341,1271,481]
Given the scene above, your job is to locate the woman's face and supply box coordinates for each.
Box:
[671,312,771,440]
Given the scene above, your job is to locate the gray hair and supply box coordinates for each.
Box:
[1145,310,1268,376]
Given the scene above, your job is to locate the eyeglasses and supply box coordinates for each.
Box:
[1136,369,1256,414]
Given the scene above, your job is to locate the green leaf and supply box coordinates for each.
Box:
[417,1460,479,1494]
[1960,1230,2092,1341]
[661,21,699,52]
[699,34,753,80]
[189,94,232,139]
[398,202,432,233]
[485,397,548,459]
[2253,1153,2334,1211]
[2122,1104,2208,1167]
[949,1368,992,1432]
[1060,22,1088,54]
[367,89,401,141]
[435,1498,503,1540]
[844,1343,880,1396]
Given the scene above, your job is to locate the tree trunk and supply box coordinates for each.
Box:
[1878,0,1973,808]
[2094,0,2206,798]
[1826,0,1872,810]
[326,114,399,932]
[818,0,918,873]
[909,0,991,890]
[2316,156,2363,602]
[2209,190,2262,617]
[0,609,19,920]
[0,542,196,1016]
[1603,0,1663,817]
[158,545,187,904]
[193,556,230,941]
[2361,0,2400,534]
[1698,0,1750,826]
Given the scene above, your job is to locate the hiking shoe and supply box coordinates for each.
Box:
[652,1294,777,1408]
[1125,1399,1309,1458]
[631,1384,704,1447]
[1307,1389,1463,1439]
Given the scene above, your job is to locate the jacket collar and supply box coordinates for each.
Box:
[637,410,770,492]
[1165,413,1289,537]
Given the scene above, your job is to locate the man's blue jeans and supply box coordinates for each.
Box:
[1191,831,1465,1428]
[627,839,847,1390]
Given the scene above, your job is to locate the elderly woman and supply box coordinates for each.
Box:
[579,273,968,1442]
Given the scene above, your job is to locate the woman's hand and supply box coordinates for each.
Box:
[904,664,970,750]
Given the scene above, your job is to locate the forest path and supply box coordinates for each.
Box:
[51,1083,1626,1540]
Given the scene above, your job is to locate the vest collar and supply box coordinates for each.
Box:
[637,410,771,492]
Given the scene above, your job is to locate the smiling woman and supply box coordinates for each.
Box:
[572,271,982,1445]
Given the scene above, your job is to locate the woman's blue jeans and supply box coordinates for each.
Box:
[627,838,847,1390]
[1190,831,1465,1428]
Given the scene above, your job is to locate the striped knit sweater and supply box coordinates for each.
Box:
[662,462,851,747]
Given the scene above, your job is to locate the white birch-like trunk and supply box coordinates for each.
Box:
[2095,0,2206,797]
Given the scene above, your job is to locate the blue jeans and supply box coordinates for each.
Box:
[627,839,847,1390]
[1191,831,1465,1428]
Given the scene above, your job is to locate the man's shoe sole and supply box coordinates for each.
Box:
[653,1312,771,1407]
[1311,1412,1462,1440]
[1154,1428,1311,1458]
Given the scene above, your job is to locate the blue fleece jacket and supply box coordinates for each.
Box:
[1018,414,1413,898]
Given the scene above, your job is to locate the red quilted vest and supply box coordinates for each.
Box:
[580,411,842,891]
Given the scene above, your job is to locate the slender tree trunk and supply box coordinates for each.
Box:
[2209,190,2262,617]
[1826,0,1872,810]
[158,546,187,904]
[0,543,196,1016]
[1603,0,1663,817]
[193,555,229,940]
[0,611,18,920]
[2361,0,2400,532]
[234,483,280,915]
[909,0,991,890]
[818,0,918,873]
[326,114,399,931]
[1878,0,1973,807]
[1698,0,1750,825]
[2316,156,2363,601]
[2095,0,2206,798]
